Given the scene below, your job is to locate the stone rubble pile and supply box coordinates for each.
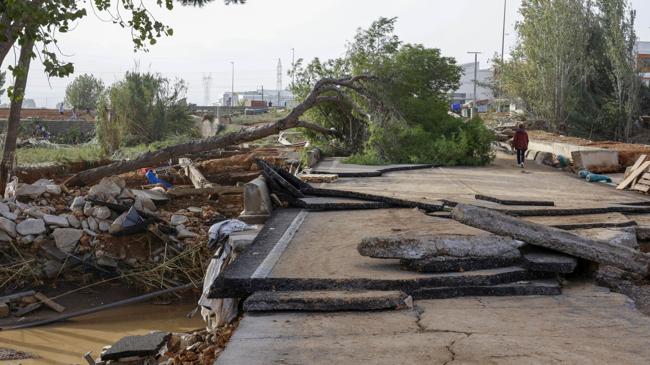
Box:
[0,176,217,290]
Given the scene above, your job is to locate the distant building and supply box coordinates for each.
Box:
[224,89,295,108]
[454,62,494,105]
[637,41,650,86]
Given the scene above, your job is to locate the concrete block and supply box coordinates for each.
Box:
[240,176,272,222]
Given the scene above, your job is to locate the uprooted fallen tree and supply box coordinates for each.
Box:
[63,76,371,187]
[451,204,650,276]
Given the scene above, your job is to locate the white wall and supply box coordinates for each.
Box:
[456,62,493,102]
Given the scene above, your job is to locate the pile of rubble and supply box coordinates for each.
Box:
[84,324,238,365]
[0,175,221,298]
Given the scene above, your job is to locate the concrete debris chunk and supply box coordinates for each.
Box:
[83,201,94,217]
[65,214,81,228]
[70,196,86,211]
[1,211,17,221]
[98,220,110,232]
[170,214,188,226]
[0,202,10,215]
[134,195,157,213]
[0,217,17,237]
[101,332,170,361]
[93,206,112,220]
[87,217,98,232]
[43,214,70,228]
[15,183,47,199]
[0,230,12,242]
[52,228,83,253]
[23,207,44,219]
[88,177,123,200]
[16,218,46,236]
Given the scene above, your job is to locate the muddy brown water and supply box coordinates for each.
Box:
[0,302,203,365]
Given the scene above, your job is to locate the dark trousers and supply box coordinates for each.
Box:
[516,149,526,165]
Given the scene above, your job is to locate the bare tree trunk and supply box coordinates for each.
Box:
[0,38,34,193]
[65,76,368,187]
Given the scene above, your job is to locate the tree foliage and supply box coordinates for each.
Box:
[293,17,494,165]
[65,74,105,110]
[0,0,244,99]
[96,72,196,154]
[497,0,639,140]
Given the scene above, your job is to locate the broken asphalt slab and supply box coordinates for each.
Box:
[209,209,556,298]
[217,283,650,365]
[311,157,434,177]
[101,331,170,361]
[243,290,409,312]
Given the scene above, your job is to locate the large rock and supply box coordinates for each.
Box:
[358,234,523,260]
[52,228,83,253]
[15,184,46,199]
[170,214,188,226]
[16,218,46,236]
[0,217,17,237]
[87,217,98,232]
[65,214,81,228]
[70,196,85,211]
[88,178,123,200]
[43,214,70,228]
[93,206,112,220]
[134,195,157,212]
[0,202,10,215]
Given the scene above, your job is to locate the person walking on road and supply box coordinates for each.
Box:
[512,123,529,168]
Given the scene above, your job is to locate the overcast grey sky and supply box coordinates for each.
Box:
[4,0,650,107]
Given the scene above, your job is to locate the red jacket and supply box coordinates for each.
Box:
[512,128,529,150]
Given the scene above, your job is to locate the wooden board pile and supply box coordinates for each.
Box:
[617,154,650,193]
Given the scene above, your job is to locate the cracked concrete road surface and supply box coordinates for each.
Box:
[216,283,650,364]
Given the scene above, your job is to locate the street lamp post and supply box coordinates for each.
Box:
[291,48,295,87]
[467,51,482,118]
[230,61,235,111]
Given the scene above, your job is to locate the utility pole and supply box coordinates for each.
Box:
[261,85,264,103]
[501,0,507,63]
[467,51,482,118]
[230,61,235,114]
[291,48,295,87]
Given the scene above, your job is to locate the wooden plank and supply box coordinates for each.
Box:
[166,185,242,198]
[13,302,42,316]
[633,184,650,193]
[642,173,650,181]
[631,154,648,173]
[637,178,650,186]
[179,158,216,189]
[34,292,65,313]
[617,161,650,190]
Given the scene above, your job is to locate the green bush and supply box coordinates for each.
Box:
[97,71,196,153]
[346,118,495,166]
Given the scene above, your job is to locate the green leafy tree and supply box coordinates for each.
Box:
[0,0,245,191]
[97,71,195,153]
[65,74,105,110]
[497,0,639,141]
[293,17,494,165]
